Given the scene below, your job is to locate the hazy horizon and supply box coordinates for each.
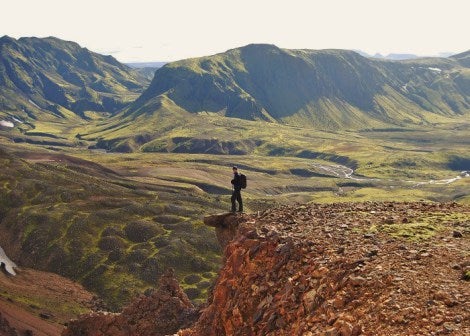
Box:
[1,0,469,62]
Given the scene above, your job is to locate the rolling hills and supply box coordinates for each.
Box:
[1,39,468,155]
[0,145,223,309]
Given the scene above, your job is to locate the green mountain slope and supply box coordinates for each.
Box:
[450,50,470,68]
[128,45,470,124]
[0,36,149,126]
[84,44,469,152]
[125,44,469,128]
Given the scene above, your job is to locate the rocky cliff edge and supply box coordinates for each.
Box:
[65,202,470,335]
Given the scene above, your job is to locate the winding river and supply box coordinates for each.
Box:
[310,163,469,186]
[0,246,17,275]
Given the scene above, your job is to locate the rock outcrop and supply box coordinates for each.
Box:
[63,202,470,335]
[181,202,470,335]
[203,213,247,250]
[63,269,198,336]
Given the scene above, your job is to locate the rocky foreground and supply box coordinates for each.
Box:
[64,202,470,335]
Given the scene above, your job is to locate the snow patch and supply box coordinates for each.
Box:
[28,99,41,109]
[0,120,14,128]
[428,67,442,73]
[0,246,17,276]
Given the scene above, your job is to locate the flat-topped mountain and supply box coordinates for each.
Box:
[125,44,469,130]
[0,36,149,124]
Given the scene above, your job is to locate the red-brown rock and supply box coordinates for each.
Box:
[63,269,198,336]
[66,202,470,336]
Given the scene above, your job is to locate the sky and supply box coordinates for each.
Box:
[1,0,469,62]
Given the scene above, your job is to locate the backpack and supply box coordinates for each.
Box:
[240,174,247,189]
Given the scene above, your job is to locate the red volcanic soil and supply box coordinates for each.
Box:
[16,151,119,177]
[0,267,98,336]
[0,299,62,336]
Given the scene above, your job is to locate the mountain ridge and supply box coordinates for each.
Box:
[123,43,470,130]
[450,49,470,68]
[82,43,470,152]
[1,37,469,154]
[0,35,149,125]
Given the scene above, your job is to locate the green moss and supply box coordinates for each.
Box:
[380,221,442,241]
[0,148,225,309]
[464,270,470,281]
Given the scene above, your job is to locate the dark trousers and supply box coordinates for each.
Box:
[231,189,243,212]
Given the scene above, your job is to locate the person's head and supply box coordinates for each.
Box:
[232,166,238,173]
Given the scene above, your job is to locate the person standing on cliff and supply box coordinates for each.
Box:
[231,166,243,213]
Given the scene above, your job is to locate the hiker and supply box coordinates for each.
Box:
[231,166,243,212]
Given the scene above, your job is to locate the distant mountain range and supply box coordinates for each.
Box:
[355,50,457,60]
[126,62,167,69]
[0,36,149,124]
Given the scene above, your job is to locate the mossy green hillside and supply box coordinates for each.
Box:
[0,146,223,310]
[116,44,470,141]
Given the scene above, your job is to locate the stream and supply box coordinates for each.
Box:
[0,246,17,275]
[310,163,469,186]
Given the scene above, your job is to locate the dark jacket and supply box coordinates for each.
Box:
[231,173,242,191]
